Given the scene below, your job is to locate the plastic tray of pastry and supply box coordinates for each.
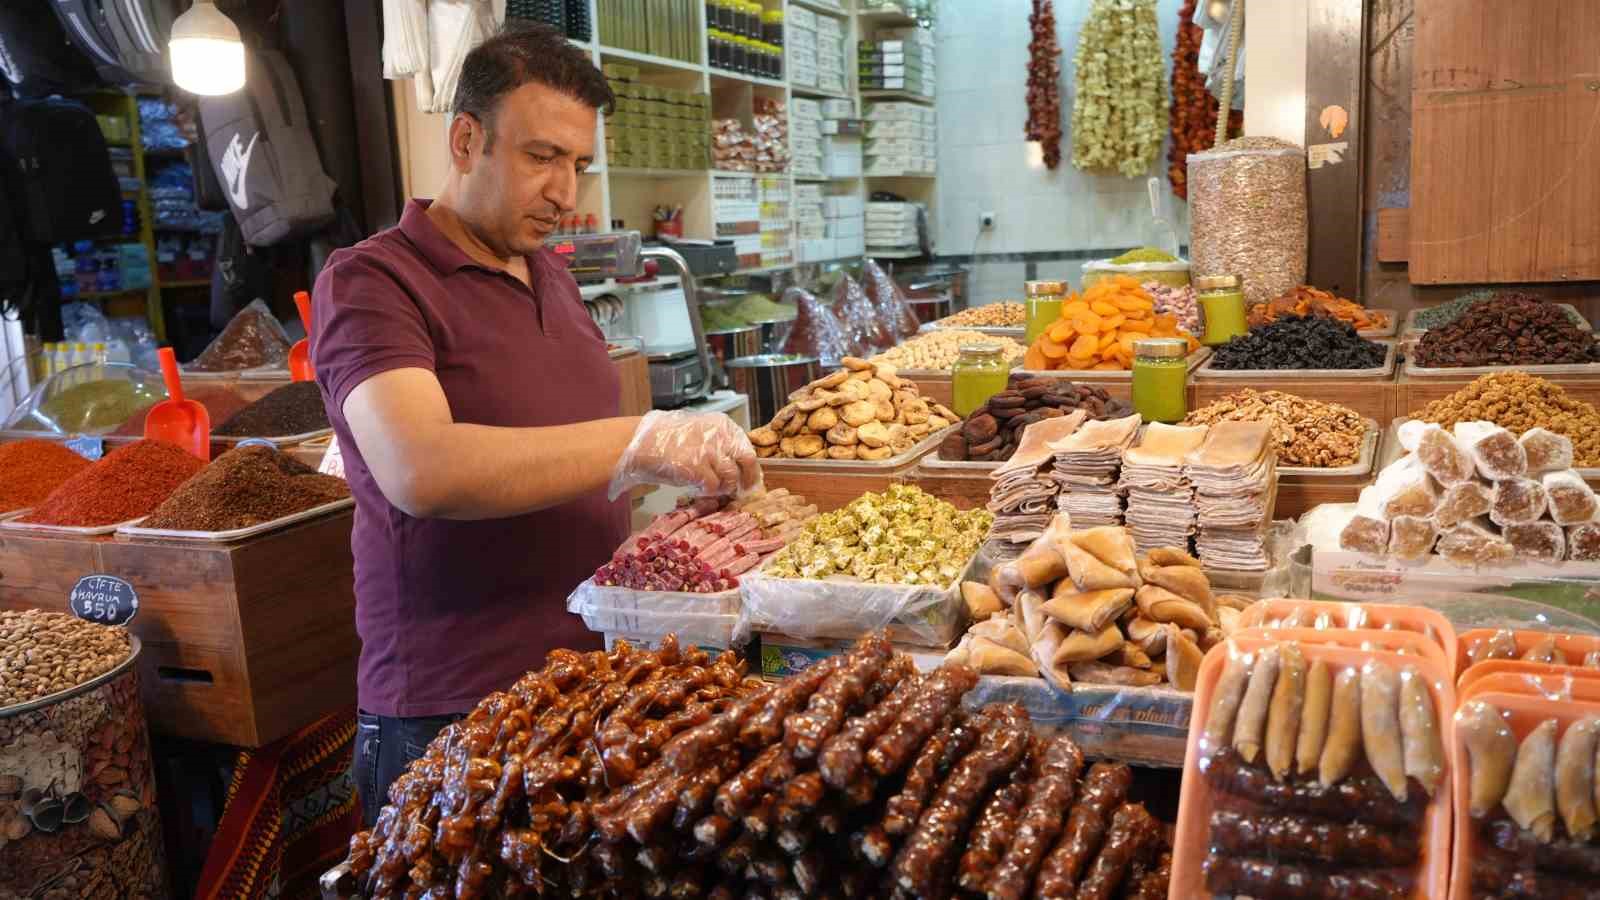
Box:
[1169,633,1455,898]
[1447,686,1600,900]
[1012,347,1212,382]
[738,551,974,646]
[1239,597,1459,674]
[1456,628,1600,678]
[1273,418,1380,478]
[1403,303,1591,336]
[755,422,956,472]
[1194,339,1397,380]
[115,497,353,543]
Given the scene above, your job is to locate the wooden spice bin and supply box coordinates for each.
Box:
[0,510,358,747]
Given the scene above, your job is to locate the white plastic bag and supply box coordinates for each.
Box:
[739,559,966,645]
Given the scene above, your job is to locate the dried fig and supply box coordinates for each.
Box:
[771,403,798,429]
[749,426,780,447]
[784,414,806,436]
[837,379,870,402]
[841,356,874,371]
[866,379,893,402]
[793,434,825,457]
[928,415,950,430]
[806,407,839,432]
[813,370,849,390]
[827,444,858,460]
[858,445,893,461]
[779,436,798,457]
[841,400,877,427]
[875,399,895,422]
[827,423,860,445]
[795,393,829,412]
[756,445,778,458]
[858,421,892,448]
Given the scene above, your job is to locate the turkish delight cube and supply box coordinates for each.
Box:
[1434,481,1493,529]
[1375,455,1438,518]
[1455,421,1528,481]
[1521,427,1574,474]
[1570,523,1600,562]
[1387,515,1439,561]
[1437,520,1514,567]
[1340,514,1391,555]
[1543,470,1598,525]
[1490,477,1548,527]
[1415,425,1475,485]
[1504,521,1566,562]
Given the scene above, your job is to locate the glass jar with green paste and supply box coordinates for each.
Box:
[1196,273,1249,346]
[1024,280,1067,346]
[951,342,1010,417]
[1131,337,1189,424]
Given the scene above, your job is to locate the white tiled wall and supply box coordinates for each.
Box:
[936,0,1193,269]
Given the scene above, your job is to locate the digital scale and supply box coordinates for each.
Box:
[551,231,714,408]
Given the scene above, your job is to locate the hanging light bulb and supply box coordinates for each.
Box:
[169,0,245,96]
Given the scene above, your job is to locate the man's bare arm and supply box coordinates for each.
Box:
[342,367,642,520]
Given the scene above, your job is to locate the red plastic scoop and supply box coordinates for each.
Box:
[289,290,314,382]
[145,346,210,461]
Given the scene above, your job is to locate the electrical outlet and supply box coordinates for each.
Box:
[979,211,996,230]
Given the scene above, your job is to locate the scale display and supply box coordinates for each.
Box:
[549,231,643,279]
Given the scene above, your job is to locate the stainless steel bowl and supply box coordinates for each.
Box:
[748,316,796,354]
[704,325,764,366]
[905,295,953,325]
[725,354,820,424]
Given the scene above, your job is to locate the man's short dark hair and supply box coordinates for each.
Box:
[451,23,613,151]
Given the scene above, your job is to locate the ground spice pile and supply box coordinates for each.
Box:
[0,439,92,511]
[1414,292,1598,367]
[111,385,254,437]
[141,445,349,532]
[1417,371,1600,467]
[1183,389,1366,467]
[1209,315,1387,370]
[213,381,329,437]
[20,439,206,527]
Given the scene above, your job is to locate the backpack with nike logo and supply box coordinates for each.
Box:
[49,0,177,86]
[0,1,101,99]
[0,97,123,244]
[198,45,336,246]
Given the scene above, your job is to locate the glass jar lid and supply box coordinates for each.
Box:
[958,341,1005,359]
[1133,337,1189,359]
[1024,280,1067,297]
[1193,274,1241,291]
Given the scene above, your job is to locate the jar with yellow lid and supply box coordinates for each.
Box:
[952,342,1011,417]
[1024,280,1067,346]
[1131,337,1189,423]
[1195,273,1248,346]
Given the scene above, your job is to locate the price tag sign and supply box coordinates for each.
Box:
[68,575,139,627]
[64,436,105,461]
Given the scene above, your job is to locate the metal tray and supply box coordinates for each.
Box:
[181,366,293,381]
[115,497,353,543]
[918,456,1002,474]
[211,426,334,447]
[1195,339,1395,380]
[1403,303,1592,335]
[0,511,145,536]
[1275,418,1380,478]
[1355,309,1399,338]
[757,423,956,472]
[1013,347,1212,382]
[1402,354,1600,379]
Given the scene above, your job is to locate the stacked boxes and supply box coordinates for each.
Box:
[712,175,793,270]
[795,187,865,262]
[859,27,935,96]
[815,15,847,95]
[604,66,710,170]
[862,101,935,176]
[786,6,817,87]
[820,98,860,178]
[866,201,921,252]
[790,98,824,177]
[757,176,794,269]
[825,194,866,259]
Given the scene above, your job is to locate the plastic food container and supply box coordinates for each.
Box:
[1239,597,1458,674]
[739,551,974,647]
[1082,258,1191,290]
[1456,628,1600,678]
[0,636,166,896]
[566,579,747,647]
[1195,339,1396,380]
[1,362,167,437]
[1170,635,1454,899]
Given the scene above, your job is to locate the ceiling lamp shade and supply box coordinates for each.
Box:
[169,0,244,95]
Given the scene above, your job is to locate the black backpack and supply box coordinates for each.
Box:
[198,46,337,247]
[49,0,175,86]
[0,1,100,98]
[0,98,123,244]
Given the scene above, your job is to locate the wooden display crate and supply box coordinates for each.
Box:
[0,512,358,747]
[1397,370,1600,417]
[1192,372,1398,425]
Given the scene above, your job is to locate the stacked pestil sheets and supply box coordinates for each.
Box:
[1049,413,1141,528]
[1187,420,1276,571]
[986,410,1087,543]
[1120,423,1209,554]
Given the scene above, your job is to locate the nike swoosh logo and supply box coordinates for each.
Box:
[224,131,260,210]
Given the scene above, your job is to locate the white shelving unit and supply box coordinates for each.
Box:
[558,0,937,278]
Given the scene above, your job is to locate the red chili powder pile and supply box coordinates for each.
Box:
[20,439,207,527]
[0,440,92,512]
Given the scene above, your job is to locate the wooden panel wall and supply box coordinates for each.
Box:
[1408,0,1600,284]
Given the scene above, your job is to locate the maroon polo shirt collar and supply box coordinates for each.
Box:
[398,199,545,281]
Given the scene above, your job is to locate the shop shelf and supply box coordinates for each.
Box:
[855,4,922,27]
[709,69,787,90]
[860,89,935,104]
[790,85,853,100]
[789,0,849,17]
[161,278,211,288]
[864,172,937,179]
[597,45,704,76]
[609,166,713,178]
[864,247,924,259]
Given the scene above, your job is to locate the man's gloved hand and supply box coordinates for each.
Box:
[608,410,762,500]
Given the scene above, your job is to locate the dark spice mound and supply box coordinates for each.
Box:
[0,439,91,511]
[186,299,292,372]
[21,439,206,527]
[214,381,329,437]
[1211,315,1388,370]
[112,385,254,437]
[141,445,350,532]
[1414,293,1599,367]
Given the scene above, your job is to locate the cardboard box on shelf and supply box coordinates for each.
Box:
[787,6,816,30]
[818,72,847,93]
[823,195,864,218]
[864,101,923,121]
[820,98,856,118]
[827,216,864,239]
[798,237,837,262]
[864,137,930,156]
[791,97,821,119]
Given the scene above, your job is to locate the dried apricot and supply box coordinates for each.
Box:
[1089,299,1119,317]
[1023,345,1049,370]
[1070,334,1099,358]
[1040,337,1069,359]
[1071,310,1102,334]
[1048,321,1075,344]
[1100,313,1126,332]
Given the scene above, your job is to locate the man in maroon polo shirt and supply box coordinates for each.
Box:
[310,25,758,825]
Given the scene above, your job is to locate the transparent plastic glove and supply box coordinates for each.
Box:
[608,410,762,500]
